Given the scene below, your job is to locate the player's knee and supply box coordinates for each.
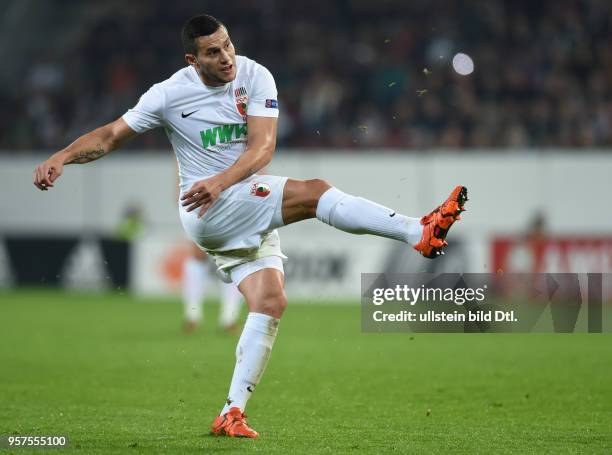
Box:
[276,293,288,313]
[307,179,332,197]
[258,291,288,318]
[303,179,332,214]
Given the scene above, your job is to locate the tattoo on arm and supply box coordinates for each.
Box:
[66,144,107,164]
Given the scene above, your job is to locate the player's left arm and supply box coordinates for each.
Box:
[224,115,277,184]
[181,115,277,217]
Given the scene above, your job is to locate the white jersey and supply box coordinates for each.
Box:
[122,55,279,191]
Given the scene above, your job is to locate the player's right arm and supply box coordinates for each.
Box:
[33,118,137,191]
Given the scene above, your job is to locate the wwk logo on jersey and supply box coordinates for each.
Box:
[200,123,247,147]
[251,182,271,198]
[235,86,248,117]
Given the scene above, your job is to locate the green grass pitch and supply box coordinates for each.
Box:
[1,290,611,454]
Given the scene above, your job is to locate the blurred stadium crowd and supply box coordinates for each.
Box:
[1,0,611,151]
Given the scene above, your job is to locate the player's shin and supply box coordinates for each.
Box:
[220,312,279,415]
[315,187,423,246]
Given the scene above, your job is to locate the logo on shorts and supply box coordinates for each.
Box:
[235,86,248,117]
[251,182,271,197]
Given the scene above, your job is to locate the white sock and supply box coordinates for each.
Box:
[182,257,210,322]
[316,187,423,246]
[221,312,279,414]
[219,282,242,328]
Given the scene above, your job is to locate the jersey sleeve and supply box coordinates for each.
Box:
[122,84,166,133]
[247,65,279,118]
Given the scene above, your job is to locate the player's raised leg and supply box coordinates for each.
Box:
[211,265,285,438]
[281,179,467,258]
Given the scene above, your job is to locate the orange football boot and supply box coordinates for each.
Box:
[211,407,259,438]
[414,185,468,259]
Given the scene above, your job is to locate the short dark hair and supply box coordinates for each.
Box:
[181,15,225,55]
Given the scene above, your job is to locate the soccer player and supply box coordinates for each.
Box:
[182,244,242,333]
[32,15,467,438]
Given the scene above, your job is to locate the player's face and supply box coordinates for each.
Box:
[186,27,237,86]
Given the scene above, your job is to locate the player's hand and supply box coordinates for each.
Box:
[33,156,64,191]
[181,176,225,218]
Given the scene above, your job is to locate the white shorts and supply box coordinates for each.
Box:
[179,174,288,282]
[227,255,284,287]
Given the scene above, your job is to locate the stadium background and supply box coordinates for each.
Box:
[1,1,611,453]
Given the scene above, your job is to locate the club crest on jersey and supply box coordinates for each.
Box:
[251,182,271,197]
[234,86,248,117]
